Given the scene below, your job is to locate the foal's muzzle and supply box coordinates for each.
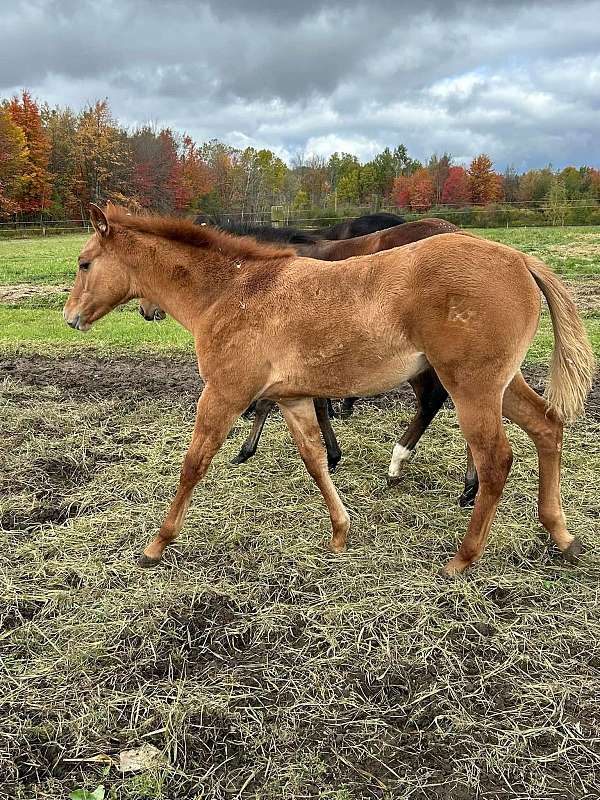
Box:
[63,307,89,332]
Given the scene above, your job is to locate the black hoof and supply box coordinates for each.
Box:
[328,456,341,473]
[458,484,478,508]
[386,474,401,487]
[563,537,583,564]
[137,554,161,568]
[231,449,253,465]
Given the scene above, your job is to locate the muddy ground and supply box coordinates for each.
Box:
[2,351,599,420]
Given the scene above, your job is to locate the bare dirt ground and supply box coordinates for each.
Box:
[0,284,69,302]
[2,352,599,799]
[2,351,598,419]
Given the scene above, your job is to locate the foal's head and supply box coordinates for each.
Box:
[63,204,134,332]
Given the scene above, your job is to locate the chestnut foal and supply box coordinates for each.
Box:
[141,218,460,482]
[65,205,594,575]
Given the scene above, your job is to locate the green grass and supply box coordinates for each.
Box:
[0,307,598,362]
[475,226,600,276]
[0,233,88,285]
[0,306,193,352]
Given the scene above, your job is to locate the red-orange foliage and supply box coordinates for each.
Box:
[392,175,411,208]
[392,170,434,211]
[181,135,214,206]
[441,166,471,205]
[409,168,435,211]
[0,107,27,216]
[6,90,52,213]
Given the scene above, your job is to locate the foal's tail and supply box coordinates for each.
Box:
[525,256,596,422]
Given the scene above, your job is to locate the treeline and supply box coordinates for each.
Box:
[1,91,600,225]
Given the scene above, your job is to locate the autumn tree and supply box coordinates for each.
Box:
[441,166,471,205]
[180,135,214,211]
[428,153,452,203]
[392,169,434,211]
[391,175,411,208]
[6,90,52,214]
[409,168,435,211]
[73,100,131,211]
[41,104,78,216]
[0,107,27,216]
[469,154,502,204]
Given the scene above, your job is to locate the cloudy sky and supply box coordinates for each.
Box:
[2,0,599,169]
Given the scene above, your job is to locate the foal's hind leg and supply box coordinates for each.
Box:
[314,398,342,471]
[502,372,582,561]
[231,398,274,465]
[387,367,449,485]
[278,398,350,552]
[443,392,513,575]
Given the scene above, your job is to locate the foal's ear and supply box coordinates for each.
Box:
[89,203,110,238]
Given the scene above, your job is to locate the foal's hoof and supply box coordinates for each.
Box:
[386,474,401,487]
[441,556,470,577]
[562,537,583,564]
[137,554,162,568]
[458,484,478,508]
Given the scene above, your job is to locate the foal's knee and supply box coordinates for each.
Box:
[479,444,513,495]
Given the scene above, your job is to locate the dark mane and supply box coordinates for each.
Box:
[218,221,318,245]
[106,208,294,260]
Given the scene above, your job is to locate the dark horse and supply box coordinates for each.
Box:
[194,212,405,241]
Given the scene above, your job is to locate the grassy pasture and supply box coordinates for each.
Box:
[0,227,599,799]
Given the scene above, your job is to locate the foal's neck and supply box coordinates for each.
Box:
[128,234,237,333]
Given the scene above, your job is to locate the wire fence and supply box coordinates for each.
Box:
[2,201,600,238]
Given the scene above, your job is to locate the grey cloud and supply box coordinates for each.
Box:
[2,0,600,169]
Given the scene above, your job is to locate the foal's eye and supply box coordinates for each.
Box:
[79,260,91,271]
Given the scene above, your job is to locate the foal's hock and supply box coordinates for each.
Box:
[64,205,595,575]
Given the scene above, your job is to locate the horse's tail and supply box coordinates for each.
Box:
[525,256,595,422]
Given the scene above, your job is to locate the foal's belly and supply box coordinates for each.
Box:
[263,343,428,400]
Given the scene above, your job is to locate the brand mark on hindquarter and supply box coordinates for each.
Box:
[447,294,475,323]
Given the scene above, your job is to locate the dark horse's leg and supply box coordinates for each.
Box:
[458,445,479,508]
[340,397,358,419]
[386,366,481,502]
[387,367,449,486]
[231,399,274,464]
[232,397,342,472]
[314,398,342,471]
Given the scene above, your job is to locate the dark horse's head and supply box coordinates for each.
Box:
[217,221,318,245]
[318,212,406,240]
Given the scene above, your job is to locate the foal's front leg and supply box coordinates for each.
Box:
[139,386,245,567]
[278,398,350,552]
